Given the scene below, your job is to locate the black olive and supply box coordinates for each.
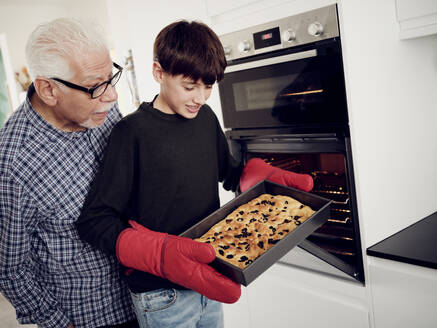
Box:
[238,256,248,262]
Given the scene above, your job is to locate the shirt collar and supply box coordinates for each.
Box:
[24,83,90,141]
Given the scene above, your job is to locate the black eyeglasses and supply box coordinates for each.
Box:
[51,62,123,99]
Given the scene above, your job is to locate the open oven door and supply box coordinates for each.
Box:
[227,129,365,284]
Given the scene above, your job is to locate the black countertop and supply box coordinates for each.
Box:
[367,211,437,270]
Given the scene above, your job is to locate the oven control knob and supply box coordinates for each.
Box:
[238,40,251,53]
[308,22,324,37]
[282,29,296,42]
[223,45,232,56]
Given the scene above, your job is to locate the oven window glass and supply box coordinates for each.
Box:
[232,70,323,112]
[219,42,348,129]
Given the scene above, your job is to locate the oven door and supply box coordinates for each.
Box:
[219,41,348,130]
[227,131,364,283]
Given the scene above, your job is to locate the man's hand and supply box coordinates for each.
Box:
[239,158,313,192]
[116,221,241,304]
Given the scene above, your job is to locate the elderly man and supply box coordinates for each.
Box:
[0,18,137,328]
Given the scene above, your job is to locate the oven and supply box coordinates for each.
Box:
[218,5,365,283]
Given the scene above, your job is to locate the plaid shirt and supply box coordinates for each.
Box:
[0,86,135,328]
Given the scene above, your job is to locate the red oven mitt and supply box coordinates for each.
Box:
[116,220,241,304]
[239,158,314,192]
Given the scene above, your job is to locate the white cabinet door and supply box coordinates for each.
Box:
[223,287,252,328]
[369,257,437,328]
[396,0,437,39]
[224,263,370,328]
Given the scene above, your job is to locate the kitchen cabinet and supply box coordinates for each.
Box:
[367,211,437,327]
[368,257,437,328]
[224,262,370,328]
[395,0,437,39]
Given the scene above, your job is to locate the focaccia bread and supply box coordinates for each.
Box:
[195,193,315,269]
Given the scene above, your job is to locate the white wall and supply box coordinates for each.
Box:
[0,0,111,73]
[0,0,114,107]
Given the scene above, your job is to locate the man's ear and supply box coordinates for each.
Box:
[33,78,58,106]
[152,61,164,84]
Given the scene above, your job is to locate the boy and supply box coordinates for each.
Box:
[76,20,312,328]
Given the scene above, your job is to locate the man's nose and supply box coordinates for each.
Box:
[101,84,118,102]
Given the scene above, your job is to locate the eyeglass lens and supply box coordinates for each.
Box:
[92,69,122,98]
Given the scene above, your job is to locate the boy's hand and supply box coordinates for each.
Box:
[116,220,241,304]
[239,158,314,192]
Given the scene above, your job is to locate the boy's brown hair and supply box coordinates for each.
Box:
[153,20,227,85]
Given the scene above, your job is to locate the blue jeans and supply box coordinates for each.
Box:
[130,288,224,328]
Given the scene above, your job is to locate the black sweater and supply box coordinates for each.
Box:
[76,100,242,292]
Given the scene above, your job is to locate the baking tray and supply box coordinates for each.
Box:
[180,180,332,286]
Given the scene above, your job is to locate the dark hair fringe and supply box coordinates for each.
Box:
[154,20,227,84]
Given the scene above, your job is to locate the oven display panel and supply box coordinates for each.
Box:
[253,27,281,49]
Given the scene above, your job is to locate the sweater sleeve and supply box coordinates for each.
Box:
[215,116,243,192]
[76,120,136,254]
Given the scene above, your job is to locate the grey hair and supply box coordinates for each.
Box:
[25,18,109,81]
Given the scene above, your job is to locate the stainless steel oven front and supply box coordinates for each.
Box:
[218,5,348,132]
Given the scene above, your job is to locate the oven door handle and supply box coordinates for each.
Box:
[224,49,317,73]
